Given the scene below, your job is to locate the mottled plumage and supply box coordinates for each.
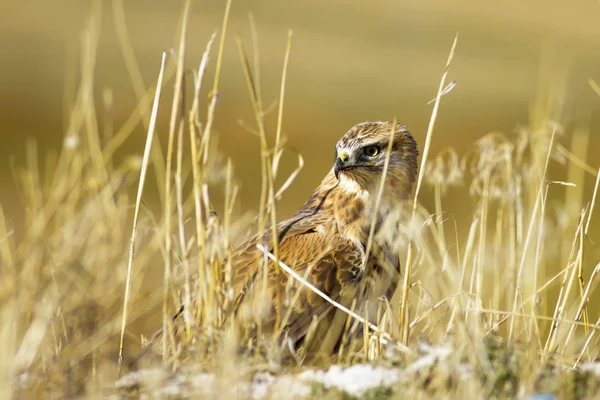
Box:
[142,121,419,364]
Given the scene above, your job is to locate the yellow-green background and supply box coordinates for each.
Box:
[2,0,600,226]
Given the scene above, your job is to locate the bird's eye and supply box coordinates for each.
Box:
[364,145,380,157]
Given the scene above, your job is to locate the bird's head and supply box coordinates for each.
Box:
[333,121,419,197]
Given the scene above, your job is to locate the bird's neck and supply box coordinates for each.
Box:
[315,171,407,247]
[331,182,391,246]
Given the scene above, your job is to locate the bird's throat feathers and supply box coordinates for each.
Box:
[331,176,385,235]
[337,174,369,199]
[326,171,408,247]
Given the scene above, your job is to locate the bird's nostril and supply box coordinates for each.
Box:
[338,151,349,162]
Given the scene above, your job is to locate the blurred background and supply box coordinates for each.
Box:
[2,0,600,226]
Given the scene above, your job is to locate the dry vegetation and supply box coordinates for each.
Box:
[2,2,600,399]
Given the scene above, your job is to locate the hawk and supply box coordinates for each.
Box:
[144,121,418,364]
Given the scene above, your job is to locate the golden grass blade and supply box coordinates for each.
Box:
[585,167,600,236]
[399,33,459,344]
[508,128,556,341]
[188,33,217,326]
[543,211,587,358]
[426,80,456,105]
[555,144,599,177]
[237,33,295,329]
[412,33,458,207]
[0,207,14,271]
[470,308,600,330]
[575,310,600,367]
[118,51,168,371]
[112,0,150,123]
[249,13,263,111]
[364,119,396,270]
[111,0,168,203]
[14,292,55,373]
[275,255,318,340]
[274,153,304,201]
[273,30,293,174]
[162,0,190,361]
[190,33,217,124]
[237,36,274,325]
[588,78,600,97]
[0,299,16,399]
[212,0,233,95]
[562,262,600,355]
[175,119,191,338]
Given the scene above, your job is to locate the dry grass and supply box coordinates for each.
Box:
[2,2,600,399]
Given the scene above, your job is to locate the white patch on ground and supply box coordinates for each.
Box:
[297,364,401,396]
[405,343,453,374]
[115,369,166,388]
[581,362,600,375]
[115,345,461,399]
[252,372,312,399]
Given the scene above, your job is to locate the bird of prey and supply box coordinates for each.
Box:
[144,121,419,364]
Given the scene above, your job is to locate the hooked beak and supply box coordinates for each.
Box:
[334,151,350,180]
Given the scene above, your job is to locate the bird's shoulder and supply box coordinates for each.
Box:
[229,186,367,291]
